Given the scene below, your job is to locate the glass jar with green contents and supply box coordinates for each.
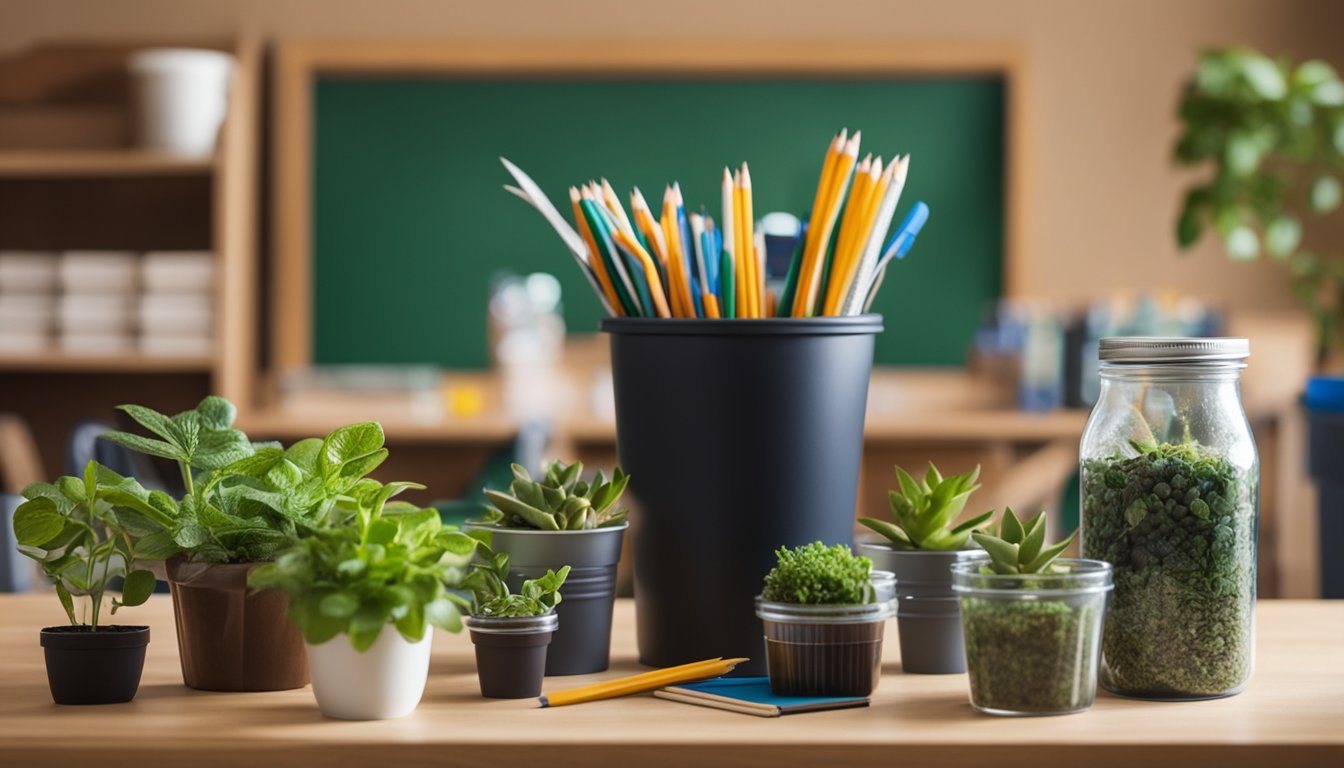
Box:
[1079,337,1257,700]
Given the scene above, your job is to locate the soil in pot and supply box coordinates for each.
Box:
[41,625,150,705]
[465,613,557,699]
[757,598,893,698]
[166,558,308,691]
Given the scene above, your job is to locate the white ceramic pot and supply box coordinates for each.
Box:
[305,628,433,720]
[129,48,234,156]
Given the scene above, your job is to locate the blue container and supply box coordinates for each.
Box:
[1304,376,1344,599]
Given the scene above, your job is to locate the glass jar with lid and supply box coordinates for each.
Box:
[1079,337,1257,700]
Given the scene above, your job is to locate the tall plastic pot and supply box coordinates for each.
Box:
[602,316,883,675]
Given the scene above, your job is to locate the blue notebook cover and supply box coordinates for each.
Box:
[655,677,869,717]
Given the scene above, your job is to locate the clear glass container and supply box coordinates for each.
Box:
[952,559,1112,716]
[1079,337,1258,700]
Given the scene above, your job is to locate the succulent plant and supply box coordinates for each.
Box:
[480,460,629,531]
[858,463,992,550]
[972,507,1076,575]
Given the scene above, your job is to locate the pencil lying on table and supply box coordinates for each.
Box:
[539,657,749,707]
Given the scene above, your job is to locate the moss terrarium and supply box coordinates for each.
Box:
[952,509,1113,716]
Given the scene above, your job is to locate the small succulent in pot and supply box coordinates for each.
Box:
[248,479,480,719]
[953,508,1112,717]
[469,459,628,676]
[12,461,169,704]
[460,541,569,698]
[855,463,992,674]
[481,460,629,531]
[756,542,894,697]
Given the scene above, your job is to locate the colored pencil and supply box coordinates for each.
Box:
[539,658,749,708]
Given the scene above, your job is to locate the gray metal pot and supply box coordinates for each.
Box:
[466,523,626,676]
[858,540,985,674]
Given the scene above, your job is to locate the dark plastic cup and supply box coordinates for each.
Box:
[41,625,149,705]
[756,598,894,697]
[602,316,883,675]
[465,613,558,699]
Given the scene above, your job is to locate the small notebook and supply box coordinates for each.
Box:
[654,677,869,717]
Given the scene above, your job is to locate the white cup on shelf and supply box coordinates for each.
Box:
[129,48,235,157]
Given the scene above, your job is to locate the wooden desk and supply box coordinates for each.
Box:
[1,595,1339,767]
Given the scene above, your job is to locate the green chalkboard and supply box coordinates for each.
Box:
[313,78,1003,367]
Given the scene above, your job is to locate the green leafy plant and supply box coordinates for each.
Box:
[1174,48,1344,360]
[11,461,167,629]
[1082,439,1255,696]
[246,479,481,651]
[102,396,391,563]
[458,541,569,618]
[858,463,992,550]
[761,541,874,605]
[479,460,629,531]
[972,508,1076,575]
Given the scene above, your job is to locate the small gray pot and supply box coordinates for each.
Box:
[466,523,626,676]
[858,540,985,674]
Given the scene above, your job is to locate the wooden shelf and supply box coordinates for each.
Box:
[0,150,215,178]
[0,352,213,373]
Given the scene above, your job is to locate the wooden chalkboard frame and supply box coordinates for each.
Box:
[272,40,1029,371]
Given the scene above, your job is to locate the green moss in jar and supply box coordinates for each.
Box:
[1081,440,1256,698]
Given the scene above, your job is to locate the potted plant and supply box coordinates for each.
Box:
[856,463,992,673]
[459,542,568,699]
[468,459,627,675]
[754,542,894,697]
[11,461,170,704]
[247,478,480,719]
[102,396,391,691]
[952,509,1112,716]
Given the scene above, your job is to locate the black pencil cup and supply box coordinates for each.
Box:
[601,316,884,676]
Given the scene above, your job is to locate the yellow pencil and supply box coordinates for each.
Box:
[825,156,884,315]
[740,162,758,318]
[612,227,672,318]
[539,657,749,707]
[703,292,721,318]
[791,131,842,317]
[799,130,860,316]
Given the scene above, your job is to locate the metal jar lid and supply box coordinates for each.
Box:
[1099,337,1249,363]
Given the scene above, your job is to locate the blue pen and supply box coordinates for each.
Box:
[677,205,703,317]
[879,201,930,262]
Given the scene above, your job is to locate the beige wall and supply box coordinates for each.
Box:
[2,0,1339,314]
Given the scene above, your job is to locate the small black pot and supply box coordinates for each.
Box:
[40,625,150,705]
[467,523,625,676]
[465,613,558,699]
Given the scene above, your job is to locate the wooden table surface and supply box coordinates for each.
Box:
[2,595,1340,767]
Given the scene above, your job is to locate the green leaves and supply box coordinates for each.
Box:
[462,539,568,618]
[761,542,873,605]
[102,397,398,564]
[858,463,990,550]
[12,460,171,629]
[247,476,485,652]
[1174,47,1344,361]
[12,496,66,547]
[479,460,629,531]
[972,507,1077,575]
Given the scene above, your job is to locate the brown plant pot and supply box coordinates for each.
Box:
[165,557,308,691]
[757,598,893,697]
